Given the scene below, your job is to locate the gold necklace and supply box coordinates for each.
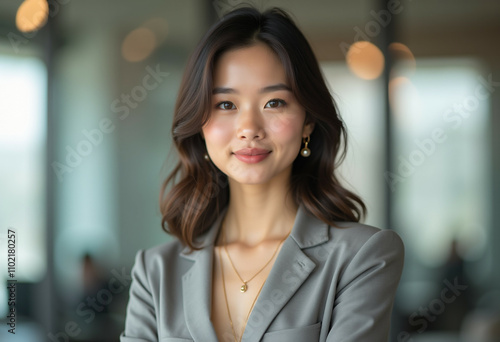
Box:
[217,222,290,342]
[222,221,289,293]
[218,246,266,342]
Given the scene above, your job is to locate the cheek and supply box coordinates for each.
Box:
[268,114,304,141]
[202,118,233,146]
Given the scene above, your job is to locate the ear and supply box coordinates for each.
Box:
[302,120,315,138]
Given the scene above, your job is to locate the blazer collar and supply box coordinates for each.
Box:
[179,203,329,342]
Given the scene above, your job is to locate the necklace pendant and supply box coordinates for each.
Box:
[240,283,248,293]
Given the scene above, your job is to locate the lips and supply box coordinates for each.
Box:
[233,148,271,156]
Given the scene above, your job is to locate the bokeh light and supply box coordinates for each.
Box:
[16,0,49,33]
[389,42,417,77]
[121,27,157,62]
[346,41,385,80]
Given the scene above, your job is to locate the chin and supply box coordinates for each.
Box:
[229,174,272,185]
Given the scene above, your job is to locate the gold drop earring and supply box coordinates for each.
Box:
[300,136,311,157]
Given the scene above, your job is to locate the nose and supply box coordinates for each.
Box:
[236,105,265,140]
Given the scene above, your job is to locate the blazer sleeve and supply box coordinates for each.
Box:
[120,249,158,342]
[326,229,405,342]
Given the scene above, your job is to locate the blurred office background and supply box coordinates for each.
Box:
[0,0,499,341]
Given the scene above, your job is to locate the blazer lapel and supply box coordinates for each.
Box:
[180,206,228,342]
[241,204,329,342]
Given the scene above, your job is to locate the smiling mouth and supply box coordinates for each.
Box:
[232,152,271,156]
[233,148,272,156]
[232,152,272,164]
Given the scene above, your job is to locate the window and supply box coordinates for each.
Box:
[0,52,47,314]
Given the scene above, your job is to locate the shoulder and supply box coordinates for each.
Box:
[131,238,187,277]
[308,221,406,300]
[329,221,404,253]
[319,221,405,272]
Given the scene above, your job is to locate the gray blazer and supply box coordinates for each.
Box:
[120,203,404,342]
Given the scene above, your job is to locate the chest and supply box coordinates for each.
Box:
[210,245,281,341]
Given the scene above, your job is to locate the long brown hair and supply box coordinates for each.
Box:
[160,6,366,251]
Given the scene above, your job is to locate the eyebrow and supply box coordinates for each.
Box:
[212,83,292,95]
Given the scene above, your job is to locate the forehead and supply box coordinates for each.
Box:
[212,43,287,87]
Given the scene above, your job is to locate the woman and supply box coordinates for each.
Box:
[120,6,404,342]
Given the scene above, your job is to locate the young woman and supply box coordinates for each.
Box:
[120,6,404,342]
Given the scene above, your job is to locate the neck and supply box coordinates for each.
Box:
[219,170,298,248]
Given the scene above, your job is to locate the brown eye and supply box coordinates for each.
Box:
[216,101,236,110]
[265,99,286,108]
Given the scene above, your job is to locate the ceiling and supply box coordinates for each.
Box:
[1,0,499,33]
[1,0,499,60]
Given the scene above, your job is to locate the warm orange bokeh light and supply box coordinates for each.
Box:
[346,41,385,80]
[16,0,49,33]
[389,42,416,74]
[121,27,157,62]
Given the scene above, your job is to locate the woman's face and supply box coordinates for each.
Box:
[201,42,314,185]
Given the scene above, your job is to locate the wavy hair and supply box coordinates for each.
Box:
[160,6,366,251]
